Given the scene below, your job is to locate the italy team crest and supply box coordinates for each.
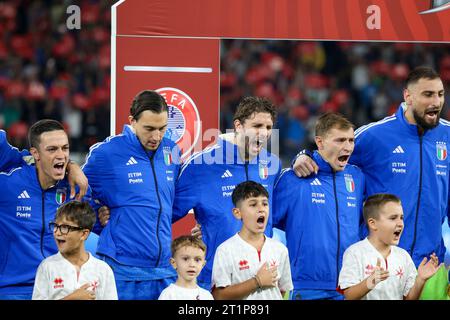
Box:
[436,142,447,161]
[259,163,269,180]
[56,188,67,205]
[156,87,201,159]
[163,147,172,166]
[344,175,355,193]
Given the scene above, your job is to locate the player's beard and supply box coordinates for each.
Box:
[413,108,440,131]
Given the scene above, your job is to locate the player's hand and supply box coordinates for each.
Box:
[256,262,278,288]
[293,155,319,177]
[418,253,440,281]
[366,258,389,289]
[64,283,96,300]
[98,206,110,226]
[67,162,88,200]
[191,223,202,239]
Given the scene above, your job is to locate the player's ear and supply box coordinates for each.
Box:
[232,207,242,220]
[170,257,177,270]
[81,230,90,241]
[367,217,377,231]
[315,135,324,150]
[30,147,40,161]
[234,119,243,133]
[403,88,411,106]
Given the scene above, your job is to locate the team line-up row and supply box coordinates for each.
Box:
[0,66,447,300]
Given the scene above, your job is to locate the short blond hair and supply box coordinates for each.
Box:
[315,112,354,137]
[171,235,207,257]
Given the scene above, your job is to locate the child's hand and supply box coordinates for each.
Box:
[65,283,96,300]
[417,253,439,281]
[366,258,389,289]
[256,262,278,288]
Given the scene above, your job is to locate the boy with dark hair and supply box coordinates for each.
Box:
[32,201,117,300]
[159,235,213,300]
[339,194,439,300]
[212,181,292,300]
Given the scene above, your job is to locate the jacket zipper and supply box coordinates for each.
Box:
[149,153,163,267]
[40,191,46,258]
[244,161,249,180]
[410,133,423,257]
[332,172,341,288]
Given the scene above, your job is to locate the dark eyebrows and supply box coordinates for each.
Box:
[144,124,167,131]
[46,144,69,150]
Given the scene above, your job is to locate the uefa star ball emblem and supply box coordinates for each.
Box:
[156,88,201,159]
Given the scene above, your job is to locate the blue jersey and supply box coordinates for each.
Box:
[82,125,180,270]
[352,104,450,266]
[0,165,89,295]
[0,129,29,171]
[173,137,281,287]
[274,151,364,291]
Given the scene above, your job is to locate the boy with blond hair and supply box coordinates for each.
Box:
[159,235,213,300]
[339,194,440,300]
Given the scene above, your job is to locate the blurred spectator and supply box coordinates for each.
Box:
[220,40,449,165]
[0,0,110,154]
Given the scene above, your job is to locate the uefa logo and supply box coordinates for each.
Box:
[156,87,201,159]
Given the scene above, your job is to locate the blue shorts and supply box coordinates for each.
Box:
[0,293,32,300]
[115,278,176,300]
[290,289,344,300]
[101,255,176,300]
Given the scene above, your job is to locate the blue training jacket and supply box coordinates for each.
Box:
[352,104,450,266]
[0,129,30,172]
[273,151,364,291]
[0,165,88,294]
[173,136,281,287]
[82,125,180,270]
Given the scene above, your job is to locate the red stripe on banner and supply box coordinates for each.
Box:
[251,0,265,38]
[298,0,313,39]
[311,0,325,40]
[286,0,299,39]
[116,0,449,41]
[264,0,276,38]
[275,0,289,38]
[400,0,428,41]
[384,0,414,41]
[322,0,340,39]
[376,0,398,41]
[229,0,244,37]
[333,0,352,40]
[416,1,446,41]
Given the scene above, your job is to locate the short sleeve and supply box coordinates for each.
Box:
[158,287,173,300]
[338,248,362,290]
[402,254,418,297]
[277,246,293,292]
[212,245,233,288]
[32,262,50,300]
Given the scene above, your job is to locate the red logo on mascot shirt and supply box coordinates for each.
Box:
[156,88,201,159]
